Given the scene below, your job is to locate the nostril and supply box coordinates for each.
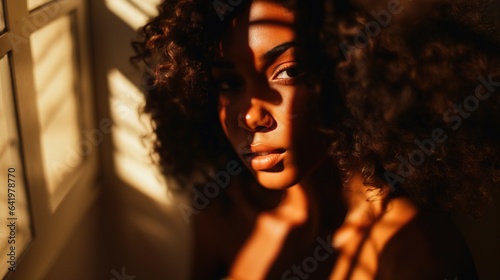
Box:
[238,110,275,132]
[252,114,276,133]
[256,114,275,131]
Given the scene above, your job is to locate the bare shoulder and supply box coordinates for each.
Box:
[331,196,477,280]
[374,202,477,280]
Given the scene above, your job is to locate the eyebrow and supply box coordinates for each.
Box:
[211,41,297,69]
[260,41,296,65]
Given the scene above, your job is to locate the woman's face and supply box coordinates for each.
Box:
[214,1,327,189]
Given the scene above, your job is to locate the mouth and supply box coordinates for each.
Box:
[242,147,286,171]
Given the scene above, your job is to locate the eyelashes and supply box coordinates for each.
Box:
[271,63,305,82]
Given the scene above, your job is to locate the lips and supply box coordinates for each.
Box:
[241,145,286,171]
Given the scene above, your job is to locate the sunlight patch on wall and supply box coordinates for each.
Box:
[128,0,158,18]
[27,0,52,11]
[107,68,171,206]
[105,0,159,30]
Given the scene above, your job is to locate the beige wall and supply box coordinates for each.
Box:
[86,0,192,279]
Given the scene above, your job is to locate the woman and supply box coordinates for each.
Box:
[134,0,499,279]
[135,1,343,278]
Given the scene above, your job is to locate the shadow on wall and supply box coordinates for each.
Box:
[89,0,192,279]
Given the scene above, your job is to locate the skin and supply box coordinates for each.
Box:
[195,2,344,279]
[195,1,477,279]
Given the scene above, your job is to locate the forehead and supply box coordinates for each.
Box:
[220,1,295,61]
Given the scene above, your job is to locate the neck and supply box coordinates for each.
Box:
[280,158,347,233]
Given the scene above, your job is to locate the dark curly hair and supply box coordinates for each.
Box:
[325,0,500,215]
[133,0,500,214]
[132,0,235,188]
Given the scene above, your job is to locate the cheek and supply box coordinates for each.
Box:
[272,89,298,126]
[288,87,325,156]
[277,87,315,132]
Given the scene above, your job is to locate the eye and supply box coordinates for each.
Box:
[272,63,305,81]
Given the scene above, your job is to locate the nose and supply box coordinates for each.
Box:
[238,104,275,132]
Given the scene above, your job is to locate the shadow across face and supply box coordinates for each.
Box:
[214,0,328,190]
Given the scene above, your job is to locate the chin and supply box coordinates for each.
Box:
[253,169,301,190]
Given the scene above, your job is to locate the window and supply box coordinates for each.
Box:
[0,0,98,278]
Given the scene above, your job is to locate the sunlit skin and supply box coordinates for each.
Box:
[196,1,477,280]
[216,3,327,191]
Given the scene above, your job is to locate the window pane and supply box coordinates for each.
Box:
[31,15,82,210]
[0,56,33,277]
